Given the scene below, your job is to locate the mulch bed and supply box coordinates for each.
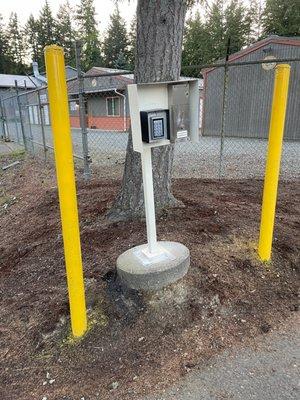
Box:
[0,154,299,400]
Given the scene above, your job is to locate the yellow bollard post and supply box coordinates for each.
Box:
[44,45,87,337]
[258,64,291,262]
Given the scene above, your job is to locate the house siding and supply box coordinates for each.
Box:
[203,41,300,140]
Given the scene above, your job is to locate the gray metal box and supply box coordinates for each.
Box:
[168,83,190,142]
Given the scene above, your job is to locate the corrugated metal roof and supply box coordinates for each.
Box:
[0,74,43,88]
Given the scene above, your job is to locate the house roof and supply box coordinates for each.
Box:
[0,74,43,89]
[86,66,134,82]
[204,35,300,75]
[67,66,134,95]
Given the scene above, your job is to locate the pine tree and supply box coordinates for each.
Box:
[224,0,252,54]
[182,11,211,69]
[114,51,128,69]
[248,0,264,42]
[205,0,226,60]
[0,14,10,73]
[76,0,102,71]
[262,0,300,37]
[127,17,136,70]
[182,0,254,71]
[36,0,56,66]
[6,12,26,74]
[56,1,76,66]
[103,6,129,68]
[25,14,39,63]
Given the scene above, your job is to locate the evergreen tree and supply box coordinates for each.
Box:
[262,0,300,37]
[114,51,128,69]
[36,0,56,66]
[248,0,264,42]
[182,11,211,68]
[25,15,39,63]
[127,17,136,70]
[56,1,76,66]
[0,14,10,73]
[224,0,252,54]
[103,6,129,68]
[182,0,253,72]
[76,0,102,70]
[205,0,226,60]
[6,12,26,74]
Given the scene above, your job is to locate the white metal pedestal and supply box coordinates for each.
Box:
[141,146,160,256]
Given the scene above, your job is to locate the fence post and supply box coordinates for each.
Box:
[12,95,21,144]
[75,41,91,179]
[0,98,8,140]
[218,38,231,179]
[258,64,291,262]
[14,81,28,151]
[24,81,35,155]
[37,90,48,161]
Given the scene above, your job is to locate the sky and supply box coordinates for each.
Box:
[0,0,259,31]
[0,0,138,31]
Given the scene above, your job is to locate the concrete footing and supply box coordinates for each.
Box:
[116,241,190,291]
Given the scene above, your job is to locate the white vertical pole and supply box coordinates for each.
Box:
[141,146,158,255]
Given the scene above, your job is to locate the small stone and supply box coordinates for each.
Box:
[46,372,50,379]
[110,381,119,390]
[138,337,145,342]
[42,381,47,386]
[42,397,47,400]
[49,379,55,384]
[260,323,271,333]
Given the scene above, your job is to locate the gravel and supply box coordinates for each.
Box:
[7,124,300,180]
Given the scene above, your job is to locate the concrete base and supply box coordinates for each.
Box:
[116,241,190,291]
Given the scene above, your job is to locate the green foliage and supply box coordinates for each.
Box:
[103,6,129,69]
[0,0,299,76]
[127,17,136,70]
[76,0,102,71]
[182,0,256,75]
[182,11,211,67]
[56,1,76,66]
[36,0,57,65]
[0,14,11,73]
[25,15,39,64]
[5,13,26,74]
[262,0,300,37]
[224,0,252,54]
[248,0,264,42]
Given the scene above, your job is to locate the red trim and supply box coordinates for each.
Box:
[205,37,300,75]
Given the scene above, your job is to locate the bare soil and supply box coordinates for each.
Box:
[0,155,299,400]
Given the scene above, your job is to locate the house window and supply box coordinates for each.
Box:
[29,105,39,124]
[106,97,120,116]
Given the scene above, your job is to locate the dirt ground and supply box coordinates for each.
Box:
[0,154,299,400]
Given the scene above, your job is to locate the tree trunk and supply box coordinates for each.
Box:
[108,0,187,221]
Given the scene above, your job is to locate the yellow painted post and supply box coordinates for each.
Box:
[258,64,291,262]
[44,45,87,337]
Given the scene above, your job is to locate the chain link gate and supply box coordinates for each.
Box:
[0,44,300,182]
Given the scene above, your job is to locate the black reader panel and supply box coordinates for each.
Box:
[140,110,170,143]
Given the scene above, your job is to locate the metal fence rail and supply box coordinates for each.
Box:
[0,54,300,181]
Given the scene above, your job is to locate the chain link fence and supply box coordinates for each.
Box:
[0,56,300,182]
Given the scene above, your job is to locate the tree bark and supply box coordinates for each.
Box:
[108,0,187,221]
